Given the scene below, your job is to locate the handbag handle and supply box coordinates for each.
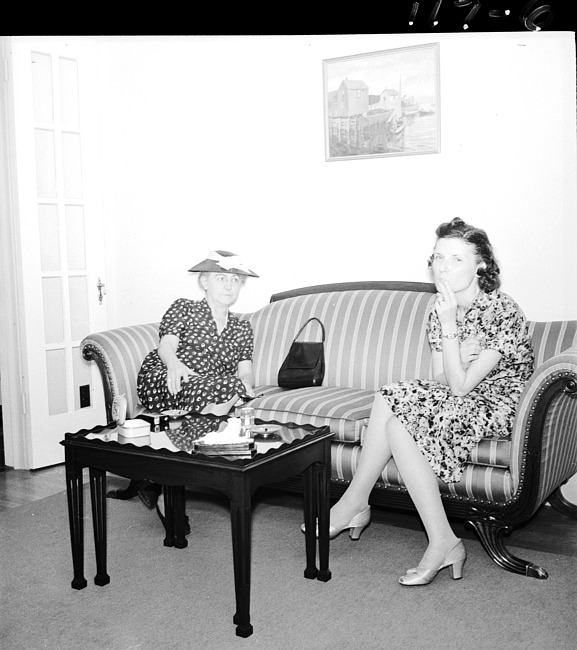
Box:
[292,317,325,343]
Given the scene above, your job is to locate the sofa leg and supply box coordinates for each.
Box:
[467,517,548,579]
[548,485,577,519]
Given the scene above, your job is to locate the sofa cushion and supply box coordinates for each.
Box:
[382,457,514,504]
[251,385,512,465]
[469,437,511,468]
[250,386,376,443]
[332,443,514,504]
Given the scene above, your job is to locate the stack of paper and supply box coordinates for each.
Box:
[193,417,255,457]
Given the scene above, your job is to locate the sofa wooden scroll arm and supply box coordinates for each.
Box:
[535,353,577,520]
[81,343,116,425]
[467,349,577,579]
[519,348,577,521]
[546,365,577,519]
[81,342,152,504]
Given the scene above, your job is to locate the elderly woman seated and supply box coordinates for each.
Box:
[135,250,259,530]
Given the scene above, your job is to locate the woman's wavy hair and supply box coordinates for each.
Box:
[429,217,501,292]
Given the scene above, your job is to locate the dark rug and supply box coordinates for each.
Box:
[1,482,576,650]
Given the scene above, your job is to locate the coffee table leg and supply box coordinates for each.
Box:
[230,486,253,638]
[302,464,318,579]
[163,485,188,549]
[65,448,87,590]
[89,468,110,586]
[315,458,332,582]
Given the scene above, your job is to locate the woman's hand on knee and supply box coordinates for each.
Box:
[166,362,195,395]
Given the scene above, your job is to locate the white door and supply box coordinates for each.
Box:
[3,36,108,468]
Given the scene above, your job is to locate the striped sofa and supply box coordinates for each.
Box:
[81,281,577,578]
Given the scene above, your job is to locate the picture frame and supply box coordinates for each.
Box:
[323,43,440,161]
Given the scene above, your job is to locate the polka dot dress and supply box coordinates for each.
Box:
[137,298,253,414]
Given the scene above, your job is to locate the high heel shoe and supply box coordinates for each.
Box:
[300,506,371,540]
[398,539,466,586]
[156,504,191,536]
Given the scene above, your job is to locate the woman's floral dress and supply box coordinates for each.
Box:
[380,290,534,483]
[137,298,253,414]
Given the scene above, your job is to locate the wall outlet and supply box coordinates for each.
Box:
[79,384,91,408]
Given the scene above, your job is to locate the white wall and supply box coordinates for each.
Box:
[94,33,576,326]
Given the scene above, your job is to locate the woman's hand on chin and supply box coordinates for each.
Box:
[435,279,458,327]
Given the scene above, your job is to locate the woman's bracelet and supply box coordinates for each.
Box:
[442,331,458,339]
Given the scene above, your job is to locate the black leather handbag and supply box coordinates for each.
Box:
[278,317,326,389]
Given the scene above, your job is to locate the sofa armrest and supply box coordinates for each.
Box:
[82,341,116,423]
[81,323,160,423]
[510,346,577,518]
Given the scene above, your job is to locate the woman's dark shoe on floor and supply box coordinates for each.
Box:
[137,480,161,509]
[156,504,191,536]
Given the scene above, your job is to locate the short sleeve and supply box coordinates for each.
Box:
[479,295,527,357]
[236,319,254,362]
[427,307,443,352]
[158,299,191,339]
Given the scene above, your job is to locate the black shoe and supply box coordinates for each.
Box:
[155,504,191,536]
[137,481,161,510]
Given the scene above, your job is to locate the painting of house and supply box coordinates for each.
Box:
[323,43,440,160]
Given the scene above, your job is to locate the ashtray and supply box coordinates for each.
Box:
[161,409,189,419]
[252,424,282,441]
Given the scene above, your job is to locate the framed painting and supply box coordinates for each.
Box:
[323,43,440,161]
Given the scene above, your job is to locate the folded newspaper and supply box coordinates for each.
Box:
[193,417,255,457]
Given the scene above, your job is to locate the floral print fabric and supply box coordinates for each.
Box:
[137,298,253,414]
[380,291,534,483]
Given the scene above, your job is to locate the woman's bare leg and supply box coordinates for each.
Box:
[386,417,459,569]
[329,393,394,530]
[332,392,459,568]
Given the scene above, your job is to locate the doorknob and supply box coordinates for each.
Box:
[97,277,106,304]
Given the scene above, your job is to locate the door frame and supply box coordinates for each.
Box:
[1,36,109,469]
[0,36,29,468]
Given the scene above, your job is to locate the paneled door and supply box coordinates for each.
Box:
[4,37,108,468]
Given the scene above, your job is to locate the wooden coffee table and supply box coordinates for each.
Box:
[61,417,333,637]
